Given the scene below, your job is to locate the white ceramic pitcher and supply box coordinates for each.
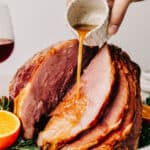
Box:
[66,0,109,47]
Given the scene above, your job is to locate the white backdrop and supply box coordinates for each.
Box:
[0,0,150,94]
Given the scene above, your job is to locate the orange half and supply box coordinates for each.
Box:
[142,104,150,123]
[0,110,21,150]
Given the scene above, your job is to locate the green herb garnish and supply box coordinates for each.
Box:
[8,138,39,150]
[0,96,13,111]
[146,97,150,106]
[139,96,150,148]
[139,121,150,148]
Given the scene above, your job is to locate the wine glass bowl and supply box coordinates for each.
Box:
[0,2,14,63]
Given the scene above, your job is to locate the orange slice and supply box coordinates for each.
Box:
[142,104,150,123]
[0,110,21,150]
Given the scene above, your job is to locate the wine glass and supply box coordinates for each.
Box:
[0,2,14,63]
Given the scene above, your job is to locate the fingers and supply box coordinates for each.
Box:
[108,0,132,35]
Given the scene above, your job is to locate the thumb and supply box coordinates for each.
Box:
[108,0,131,35]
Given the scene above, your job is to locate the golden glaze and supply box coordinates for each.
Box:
[74,24,96,99]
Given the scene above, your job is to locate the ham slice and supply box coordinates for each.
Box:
[9,39,99,139]
[37,45,116,149]
[62,60,129,149]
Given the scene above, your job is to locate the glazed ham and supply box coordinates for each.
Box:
[9,40,142,150]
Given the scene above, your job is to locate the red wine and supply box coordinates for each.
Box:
[0,39,14,62]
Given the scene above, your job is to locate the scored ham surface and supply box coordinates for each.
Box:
[9,39,99,139]
[37,44,116,149]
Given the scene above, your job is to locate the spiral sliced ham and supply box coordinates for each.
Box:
[9,40,142,150]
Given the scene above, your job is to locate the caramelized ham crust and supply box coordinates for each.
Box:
[37,45,116,149]
[9,40,98,139]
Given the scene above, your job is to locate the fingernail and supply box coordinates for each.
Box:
[108,25,118,35]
